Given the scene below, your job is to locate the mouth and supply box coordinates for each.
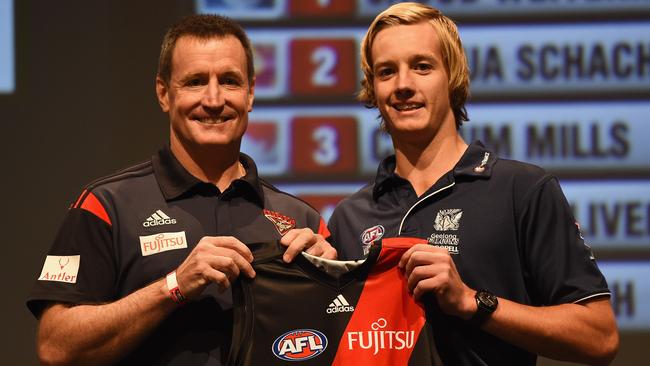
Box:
[392,102,423,112]
[192,115,234,125]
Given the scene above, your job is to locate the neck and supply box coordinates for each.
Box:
[170,138,244,192]
[392,131,467,197]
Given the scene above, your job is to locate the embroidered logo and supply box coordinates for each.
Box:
[434,209,463,231]
[264,209,296,235]
[360,225,385,255]
[430,209,463,254]
[38,255,80,283]
[142,209,177,227]
[139,231,187,256]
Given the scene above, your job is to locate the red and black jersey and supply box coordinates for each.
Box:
[228,237,442,366]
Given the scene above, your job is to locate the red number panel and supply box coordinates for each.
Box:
[290,39,357,96]
[288,0,355,17]
[291,116,358,175]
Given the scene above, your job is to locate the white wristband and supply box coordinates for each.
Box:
[166,271,186,304]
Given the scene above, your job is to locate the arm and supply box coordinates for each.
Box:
[37,236,255,366]
[37,279,175,366]
[400,245,618,365]
[483,296,618,365]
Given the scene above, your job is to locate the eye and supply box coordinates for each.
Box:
[184,77,204,87]
[221,75,243,87]
[224,78,238,85]
[376,67,394,79]
[414,62,433,72]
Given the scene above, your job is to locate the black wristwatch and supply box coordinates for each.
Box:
[469,289,498,327]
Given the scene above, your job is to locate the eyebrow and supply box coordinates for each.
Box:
[373,53,438,70]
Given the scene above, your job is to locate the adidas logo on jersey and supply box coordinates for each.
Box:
[142,210,177,227]
[326,294,355,314]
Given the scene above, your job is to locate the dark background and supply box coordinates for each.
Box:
[2,1,647,365]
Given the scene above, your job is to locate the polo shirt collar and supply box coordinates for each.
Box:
[152,144,264,202]
[372,140,496,199]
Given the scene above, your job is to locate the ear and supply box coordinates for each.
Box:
[247,77,255,112]
[155,75,170,113]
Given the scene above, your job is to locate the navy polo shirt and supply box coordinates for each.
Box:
[27,145,328,365]
[328,141,609,366]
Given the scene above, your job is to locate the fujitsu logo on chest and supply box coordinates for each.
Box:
[346,318,415,355]
[139,231,187,256]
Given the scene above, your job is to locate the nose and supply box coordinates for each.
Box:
[201,78,224,110]
[394,67,415,100]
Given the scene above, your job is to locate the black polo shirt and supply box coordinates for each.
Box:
[27,145,328,365]
[328,141,609,366]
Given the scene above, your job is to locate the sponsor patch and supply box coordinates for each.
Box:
[345,318,415,355]
[38,255,80,283]
[264,209,296,235]
[272,329,328,361]
[139,231,187,257]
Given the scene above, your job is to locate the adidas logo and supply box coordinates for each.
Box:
[326,294,355,314]
[142,210,177,227]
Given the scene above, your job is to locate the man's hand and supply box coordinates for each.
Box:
[174,236,256,297]
[280,228,337,263]
[398,244,475,319]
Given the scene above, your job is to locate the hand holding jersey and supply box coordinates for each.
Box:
[280,227,338,263]
[173,236,256,297]
[398,244,476,319]
[171,228,336,298]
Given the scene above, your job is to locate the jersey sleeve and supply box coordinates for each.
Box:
[26,190,118,317]
[518,177,610,305]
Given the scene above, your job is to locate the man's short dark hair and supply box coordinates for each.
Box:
[157,14,254,86]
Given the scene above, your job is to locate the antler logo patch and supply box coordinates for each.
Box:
[434,209,463,231]
[264,209,296,235]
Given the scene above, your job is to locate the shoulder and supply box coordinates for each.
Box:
[84,159,153,193]
[492,157,556,190]
[491,158,565,212]
[72,159,154,207]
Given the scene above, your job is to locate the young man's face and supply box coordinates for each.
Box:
[156,35,254,150]
[371,22,454,143]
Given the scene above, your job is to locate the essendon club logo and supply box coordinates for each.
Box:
[361,225,385,245]
[264,209,296,235]
[272,329,328,361]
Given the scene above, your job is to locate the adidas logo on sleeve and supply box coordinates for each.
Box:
[142,210,177,227]
[327,294,355,314]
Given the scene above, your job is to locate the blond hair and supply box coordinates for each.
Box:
[359,2,469,128]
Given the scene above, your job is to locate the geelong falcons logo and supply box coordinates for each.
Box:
[434,209,463,231]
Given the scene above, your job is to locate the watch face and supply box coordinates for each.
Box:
[478,291,498,309]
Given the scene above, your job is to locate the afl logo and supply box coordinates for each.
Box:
[361,225,385,245]
[272,329,328,361]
